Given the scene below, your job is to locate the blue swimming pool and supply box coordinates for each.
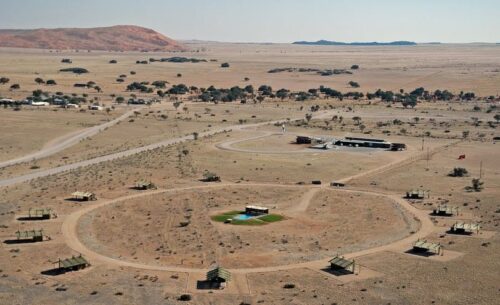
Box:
[234,214,253,220]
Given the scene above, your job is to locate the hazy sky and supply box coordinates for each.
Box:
[0,0,498,43]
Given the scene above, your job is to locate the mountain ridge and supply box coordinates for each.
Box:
[0,25,185,51]
[293,40,417,46]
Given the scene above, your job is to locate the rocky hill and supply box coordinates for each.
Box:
[0,25,185,51]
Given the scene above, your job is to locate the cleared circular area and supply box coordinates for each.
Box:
[231,134,309,153]
[77,185,415,269]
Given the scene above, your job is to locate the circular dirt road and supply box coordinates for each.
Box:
[61,181,434,275]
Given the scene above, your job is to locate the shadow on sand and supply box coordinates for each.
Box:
[41,268,66,276]
[405,249,438,257]
[3,239,42,245]
[16,217,48,221]
[196,280,223,290]
[320,267,355,277]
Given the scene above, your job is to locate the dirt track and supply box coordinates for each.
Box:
[0,109,336,188]
[0,107,142,169]
[60,130,441,276]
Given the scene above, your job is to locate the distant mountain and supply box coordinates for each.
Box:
[0,25,186,51]
[293,40,417,46]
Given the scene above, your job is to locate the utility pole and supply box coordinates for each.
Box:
[426,147,430,169]
[421,137,425,151]
[479,160,483,179]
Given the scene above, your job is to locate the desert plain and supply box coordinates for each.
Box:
[0,42,499,305]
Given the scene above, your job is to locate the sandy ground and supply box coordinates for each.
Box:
[0,44,498,305]
[0,107,125,162]
[1,43,499,99]
[77,186,413,269]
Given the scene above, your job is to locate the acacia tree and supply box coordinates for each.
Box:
[35,77,45,85]
[352,116,362,125]
[471,178,483,192]
[0,77,9,84]
[449,167,468,177]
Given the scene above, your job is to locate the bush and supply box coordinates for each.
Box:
[283,283,296,289]
[152,80,167,88]
[348,81,360,88]
[59,67,89,74]
[351,64,359,70]
[470,178,483,192]
[0,77,9,84]
[46,79,57,85]
[109,60,117,64]
[449,167,468,177]
[221,62,230,68]
[10,84,20,90]
[168,84,189,95]
[177,294,192,301]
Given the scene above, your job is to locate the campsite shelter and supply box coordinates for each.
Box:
[71,191,96,201]
[135,180,156,190]
[329,255,356,273]
[433,205,459,216]
[206,267,231,286]
[58,255,90,272]
[406,189,427,199]
[27,208,52,220]
[450,222,480,235]
[15,229,44,242]
[413,239,442,255]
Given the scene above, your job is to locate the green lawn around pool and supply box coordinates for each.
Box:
[211,211,284,225]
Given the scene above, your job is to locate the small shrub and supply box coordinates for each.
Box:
[348,81,360,88]
[470,178,483,192]
[178,294,192,301]
[59,67,89,74]
[448,167,468,177]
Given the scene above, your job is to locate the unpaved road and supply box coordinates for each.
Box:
[60,128,444,275]
[0,107,142,169]
[61,181,434,275]
[2,108,446,280]
[0,110,335,188]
